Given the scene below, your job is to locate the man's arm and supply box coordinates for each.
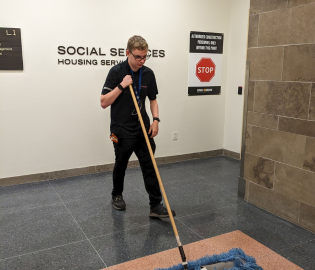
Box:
[100,75,133,109]
[148,99,159,138]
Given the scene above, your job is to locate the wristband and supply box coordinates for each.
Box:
[118,84,124,91]
[153,117,160,122]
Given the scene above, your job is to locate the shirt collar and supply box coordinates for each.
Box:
[123,58,144,74]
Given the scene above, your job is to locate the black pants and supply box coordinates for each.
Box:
[112,136,162,208]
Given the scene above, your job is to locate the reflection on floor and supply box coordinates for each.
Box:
[1,156,315,269]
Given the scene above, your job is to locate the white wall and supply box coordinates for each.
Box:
[223,0,250,153]
[0,0,249,178]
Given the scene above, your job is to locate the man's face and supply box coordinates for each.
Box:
[127,49,148,71]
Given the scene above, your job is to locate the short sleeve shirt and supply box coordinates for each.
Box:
[101,59,158,138]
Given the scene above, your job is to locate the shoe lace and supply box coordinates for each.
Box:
[154,204,167,212]
[115,196,122,201]
[160,205,167,212]
[159,204,167,211]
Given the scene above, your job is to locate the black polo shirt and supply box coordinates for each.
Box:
[101,59,158,138]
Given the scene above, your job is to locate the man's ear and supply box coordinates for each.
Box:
[126,49,130,56]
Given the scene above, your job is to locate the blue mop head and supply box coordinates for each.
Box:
[155,248,263,270]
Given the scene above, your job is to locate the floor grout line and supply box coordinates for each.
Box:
[175,203,240,220]
[257,239,315,260]
[49,192,110,204]
[0,239,89,262]
[88,223,152,241]
[174,218,205,240]
[129,186,150,198]
[48,182,107,268]
[0,202,65,215]
[212,183,246,200]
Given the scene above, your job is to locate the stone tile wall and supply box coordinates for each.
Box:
[245,0,315,233]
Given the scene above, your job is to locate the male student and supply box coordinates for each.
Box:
[100,35,175,218]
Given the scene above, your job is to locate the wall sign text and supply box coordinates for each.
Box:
[57,46,165,66]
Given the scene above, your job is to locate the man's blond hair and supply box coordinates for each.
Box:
[127,35,148,51]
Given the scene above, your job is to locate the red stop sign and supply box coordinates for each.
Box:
[196,58,216,82]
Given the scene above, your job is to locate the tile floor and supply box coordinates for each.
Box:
[1,156,315,270]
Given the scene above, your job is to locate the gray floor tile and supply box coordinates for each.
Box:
[0,240,105,270]
[0,204,86,260]
[179,157,240,195]
[155,163,193,183]
[125,165,197,195]
[50,172,132,203]
[180,156,240,179]
[0,182,62,214]
[200,167,240,194]
[90,219,202,267]
[126,162,243,218]
[65,189,153,238]
[280,240,315,270]
[123,171,149,196]
[162,178,245,218]
[211,175,239,195]
[177,203,281,240]
[257,222,315,252]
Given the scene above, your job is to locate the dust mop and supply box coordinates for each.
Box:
[129,85,262,270]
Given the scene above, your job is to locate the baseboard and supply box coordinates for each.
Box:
[238,177,246,199]
[0,148,240,187]
[223,149,240,160]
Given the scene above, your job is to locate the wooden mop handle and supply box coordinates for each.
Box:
[128,85,179,237]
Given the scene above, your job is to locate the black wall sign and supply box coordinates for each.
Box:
[189,31,223,54]
[188,31,224,96]
[188,86,221,96]
[0,28,23,70]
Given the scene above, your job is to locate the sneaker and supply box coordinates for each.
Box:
[111,195,126,211]
[149,204,176,219]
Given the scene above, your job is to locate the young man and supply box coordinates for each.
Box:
[100,35,175,219]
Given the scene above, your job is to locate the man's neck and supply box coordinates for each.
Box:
[128,59,139,72]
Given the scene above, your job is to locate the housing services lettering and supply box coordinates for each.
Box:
[57,46,165,66]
